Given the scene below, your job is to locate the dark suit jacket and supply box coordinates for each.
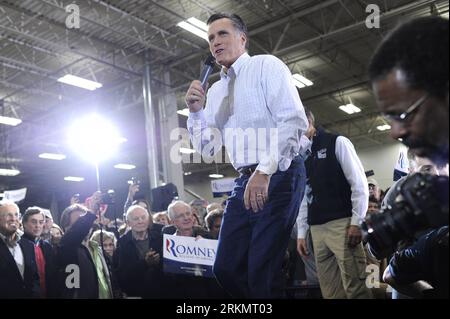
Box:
[21,233,59,298]
[115,223,169,298]
[57,212,99,299]
[0,236,39,298]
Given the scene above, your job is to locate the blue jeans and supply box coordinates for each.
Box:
[213,157,306,298]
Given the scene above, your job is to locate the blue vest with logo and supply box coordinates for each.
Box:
[305,130,353,225]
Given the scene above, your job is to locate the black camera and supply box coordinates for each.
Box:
[100,189,116,205]
[362,173,449,259]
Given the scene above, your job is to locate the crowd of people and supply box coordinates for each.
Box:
[0,189,227,299]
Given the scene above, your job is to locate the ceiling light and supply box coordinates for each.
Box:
[57,74,103,91]
[179,147,196,154]
[177,18,209,41]
[292,79,305,89]
[64,176,84,182]
[339,104,361,114]
[0,116,22,126]
[114,163,136,170]
[184,172,192,176]
[209,174,224,179]
[0,168,20,176]
[376,124,391,131]
[177,108,190,117]
[292,74,314,88]
[67,114,121,164]
[187,17,208,31]
[38,153,66,161]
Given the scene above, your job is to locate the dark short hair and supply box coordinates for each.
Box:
[207,13,249,49]
[368,196,380,205]
[369,17,449,99]
[22,207,44,224]
[60,204,87,231]
[205,208,224,231]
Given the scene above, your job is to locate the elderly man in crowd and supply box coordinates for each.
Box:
[166,201,210,238]
[165,201,226,298]
[0,201,39,298]
[114,205,167,298]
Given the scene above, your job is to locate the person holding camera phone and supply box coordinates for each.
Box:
[58,192,113,299]
[123,178,150,218]
[368,16,449,299]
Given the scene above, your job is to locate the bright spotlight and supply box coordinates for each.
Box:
[67,114,122,164]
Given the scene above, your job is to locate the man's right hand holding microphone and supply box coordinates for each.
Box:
[185,80,207,113]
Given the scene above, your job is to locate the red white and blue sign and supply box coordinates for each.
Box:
[163,234,218,278]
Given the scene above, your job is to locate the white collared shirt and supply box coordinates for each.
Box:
[188,52,308,175]
[0,232,25,278]
[296,136,369,238]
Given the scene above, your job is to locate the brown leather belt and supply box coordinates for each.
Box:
[238,165,258,176]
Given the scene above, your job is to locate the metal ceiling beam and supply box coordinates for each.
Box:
[1,1,122,56]
[37,0,176,56]
[0,54,88,101]
[0,23,142,78]
[90,0,202,51]
[302,80,370,103]
[0,79,70,101]
[188,0,216,15]
[272,21,291,53]
[0,2,143,77]
[250,0,340,35]
[274,0,438,56]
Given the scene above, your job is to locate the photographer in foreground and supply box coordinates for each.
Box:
[367,16,448,298]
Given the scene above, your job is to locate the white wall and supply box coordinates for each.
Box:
[356,141,407,191]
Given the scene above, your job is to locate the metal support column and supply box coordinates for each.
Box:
[143,50,160,191]
[158,67,185,199]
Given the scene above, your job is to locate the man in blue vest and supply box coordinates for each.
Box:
[296,110,372,299]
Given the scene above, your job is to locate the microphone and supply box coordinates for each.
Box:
[200,54,216,90]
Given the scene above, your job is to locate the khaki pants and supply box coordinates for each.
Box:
[310,217,373,299]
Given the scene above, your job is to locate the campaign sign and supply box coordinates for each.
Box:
[163,234,218,278]
[211,178,235,198]
[4,188,27,202]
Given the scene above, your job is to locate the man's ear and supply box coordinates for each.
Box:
[241,33,247,48]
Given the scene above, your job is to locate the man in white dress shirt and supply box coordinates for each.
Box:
[296,110,372,299]
[186,13,308,298]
